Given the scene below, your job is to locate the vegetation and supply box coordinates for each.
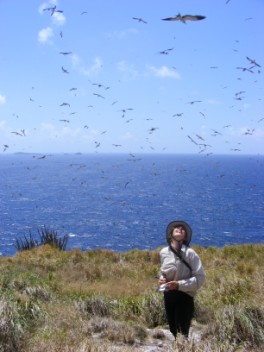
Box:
[15,226,68,252]
[0,243,263,351]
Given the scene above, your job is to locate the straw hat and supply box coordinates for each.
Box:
[166,220,192,246]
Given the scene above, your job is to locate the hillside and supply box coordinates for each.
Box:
[1,244,263,351]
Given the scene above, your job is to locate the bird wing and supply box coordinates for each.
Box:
[183,15,206,21]
[162,16,179,21]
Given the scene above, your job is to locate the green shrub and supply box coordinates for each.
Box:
[15,226,68,252]
[141,291,166,327]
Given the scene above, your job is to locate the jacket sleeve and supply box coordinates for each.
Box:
[178,250,205,293]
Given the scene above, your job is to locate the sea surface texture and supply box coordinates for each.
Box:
[0,153,263,256]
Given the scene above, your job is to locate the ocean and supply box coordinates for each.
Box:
[0,153,263,257]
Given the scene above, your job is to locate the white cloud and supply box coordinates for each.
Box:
[40,122,57,137]
[106,28,138,39]
[38,1,65,26]
[38,27,54,43]
[0,120,6,129]
[52,11,66,26]
[40,122,83,139]
[72,56,103,76]
[0,94,6,105]
[116,60,139,78]
[38,0,58,14]
[243,103,250,109]
[35,122,97,151]
[38,3,47,13]
[147,65,181,79]
[71,54,80,66]
[121,131,134,141]
[206,99,222,105]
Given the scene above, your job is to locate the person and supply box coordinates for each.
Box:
[158,220,205,339]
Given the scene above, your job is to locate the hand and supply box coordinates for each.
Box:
[166,281,179,291]
[159,275,167,286]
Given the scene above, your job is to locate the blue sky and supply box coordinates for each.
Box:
[0,0,263,155]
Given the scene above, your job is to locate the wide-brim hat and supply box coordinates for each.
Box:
[166,220,192,246]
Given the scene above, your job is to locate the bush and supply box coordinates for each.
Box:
[15,226,68,252]
[141,291,166,327]
[15,232,37,252]
[77,296,112,318]
[203,303,264,348]
[0,299,22,352]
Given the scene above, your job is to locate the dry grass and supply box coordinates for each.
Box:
[0,243,263,351]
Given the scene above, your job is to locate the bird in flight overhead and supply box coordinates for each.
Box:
[162,13,206,23]
[236,66,254,73]
[60,102,70,107]
[132,17,147,24]
[61,66,69,74]
[43,5,63,16]
[188,100,202,104]
[11,131,24,136]
[246,56,261,68]
[159,48,174,55]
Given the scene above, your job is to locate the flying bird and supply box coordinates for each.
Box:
[172,113,184,117]
[188,100,202,104]
[162,13,206,23]
[43,6,56,14]
[43,5,63,16]
[246,57,261,68]
[93,93,105,99]
[132,17,147,24]
[243,128,255,135]
[196,134,205,141]
[187,135,198,145]
[61,66,69,74]
[148,127,159,134]
[211,129,222,136]
[236,66,254,73]
[11,130,25,136]
[159,48,174,55]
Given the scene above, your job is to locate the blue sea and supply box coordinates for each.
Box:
[0,153,263,257]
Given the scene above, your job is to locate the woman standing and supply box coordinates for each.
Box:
[159,220,205,339]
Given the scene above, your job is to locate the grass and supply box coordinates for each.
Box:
[0,243,263,351]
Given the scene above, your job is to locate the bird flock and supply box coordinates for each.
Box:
[2,1,263,157]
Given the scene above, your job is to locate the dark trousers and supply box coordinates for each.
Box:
[164,290,194,338]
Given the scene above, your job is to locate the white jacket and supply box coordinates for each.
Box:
[159,245,205,297]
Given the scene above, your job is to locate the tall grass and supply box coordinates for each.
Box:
[15,226,68,252]
[0,244,263,351]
